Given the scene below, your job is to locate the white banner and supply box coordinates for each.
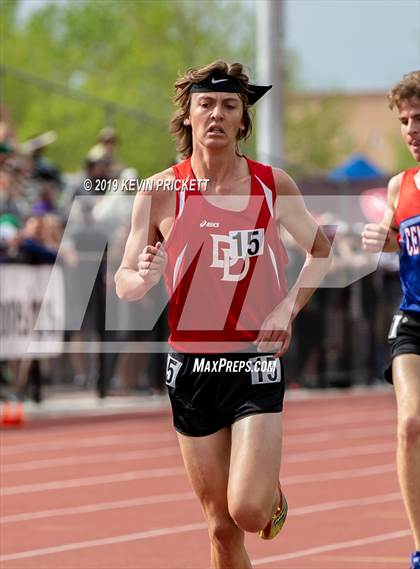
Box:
[0,264,65,359]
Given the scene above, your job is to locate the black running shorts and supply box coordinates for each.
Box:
[384,312,420,383]
[166,351,285,437]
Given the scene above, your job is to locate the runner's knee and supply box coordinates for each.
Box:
[229,501,270,533]
[398,414,420,447]
[207,516,242,548]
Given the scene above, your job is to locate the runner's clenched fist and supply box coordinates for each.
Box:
[137,241,167,284]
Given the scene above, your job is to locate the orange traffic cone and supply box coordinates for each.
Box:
[13,402,25,426]
[1,402,13,426]
[1,401,25,427]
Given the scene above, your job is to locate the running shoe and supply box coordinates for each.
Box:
[410,551,420,569]
[258,484,288,540]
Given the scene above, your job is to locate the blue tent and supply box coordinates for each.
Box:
[328,154,386,181]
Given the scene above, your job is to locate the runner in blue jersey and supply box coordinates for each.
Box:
[362,71,420,569]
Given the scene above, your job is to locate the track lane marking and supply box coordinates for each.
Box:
[251,529,410,565]
[1,462,395,496]
[0,432,175,456]
[1,491,196,524]
[1,491,401,524]
[1,466,186,495]
[2,424,395,472]
[0,522,208,562]
[285,442,395,463]
[0,526,409,562]
[2,446,180,472]
[0,409,394,455]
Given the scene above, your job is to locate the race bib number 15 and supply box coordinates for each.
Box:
[229,229,264,259]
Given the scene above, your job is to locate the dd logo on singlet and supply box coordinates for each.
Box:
[210,229,264,281]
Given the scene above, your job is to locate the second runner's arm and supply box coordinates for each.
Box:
[362,173,402,253]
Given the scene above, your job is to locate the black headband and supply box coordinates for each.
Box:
[190,74,272,105]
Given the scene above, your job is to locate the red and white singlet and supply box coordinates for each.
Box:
[164,157,289,352]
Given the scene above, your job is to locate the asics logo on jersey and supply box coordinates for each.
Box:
[200,220,220,228]
[211,78,229,84]
[211,229,265,281]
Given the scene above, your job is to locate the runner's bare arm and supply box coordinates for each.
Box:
[362,173,402,253]
[114,172,171,301]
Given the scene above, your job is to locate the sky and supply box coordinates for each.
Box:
[18,0,420,93]
[284,0,420,92]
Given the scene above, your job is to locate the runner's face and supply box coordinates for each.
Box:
[399,96,420,162]
[189,92,244,150]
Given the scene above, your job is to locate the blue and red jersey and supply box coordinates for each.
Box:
[395,166,420,315]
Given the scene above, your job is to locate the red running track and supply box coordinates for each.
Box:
[0,389,411,568]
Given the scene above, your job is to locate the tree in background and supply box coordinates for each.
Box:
[284,91,352,177]
[2,0,355,178]
[1,0,253,175]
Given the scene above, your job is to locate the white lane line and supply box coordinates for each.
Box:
[287,409,393,430]
[285,424,394,444]
[0,466,186,496]
[1,491,195,524]
[0,522,208,562]
[0,432,175,456]
[0,416,171,441]
[0,409,393,456]
[1,461,395,498]
[0,489,400,525]
[2,424,395,472]
[251,529,410,565]
[286,388,391,403]
[285,442,395,464]
[283,463,395,485]
[0,524,409,563]
[2,446,180,473]
[291,492,401,516]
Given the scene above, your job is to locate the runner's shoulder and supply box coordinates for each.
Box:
[136,167,176,205]
[387,172,404,208]
[271,167,300,196]
[150,167,176,196]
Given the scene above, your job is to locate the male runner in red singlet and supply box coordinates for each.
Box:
[362,71,420,569]
[116,60,331,568]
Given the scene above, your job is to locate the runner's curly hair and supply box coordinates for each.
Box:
[388,71,420,110]
[169,60,253,158]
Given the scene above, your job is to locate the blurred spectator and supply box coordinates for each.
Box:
[84,143,112,186]
[63,201,108,395]
[0,156,30,220]
[0,105,17,163]
[97,126,124,177]
[92,167,138,228]
[20,131,61,185]
[2,212,63,403]
[15,215,58,265]
[60,143,113,214]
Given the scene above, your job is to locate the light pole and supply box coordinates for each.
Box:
[256,0,285,167]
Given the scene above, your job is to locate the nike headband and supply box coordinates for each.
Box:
[190,74,272,105]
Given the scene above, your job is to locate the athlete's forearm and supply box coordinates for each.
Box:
[383,230,400,253]
[115,267,158,301]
